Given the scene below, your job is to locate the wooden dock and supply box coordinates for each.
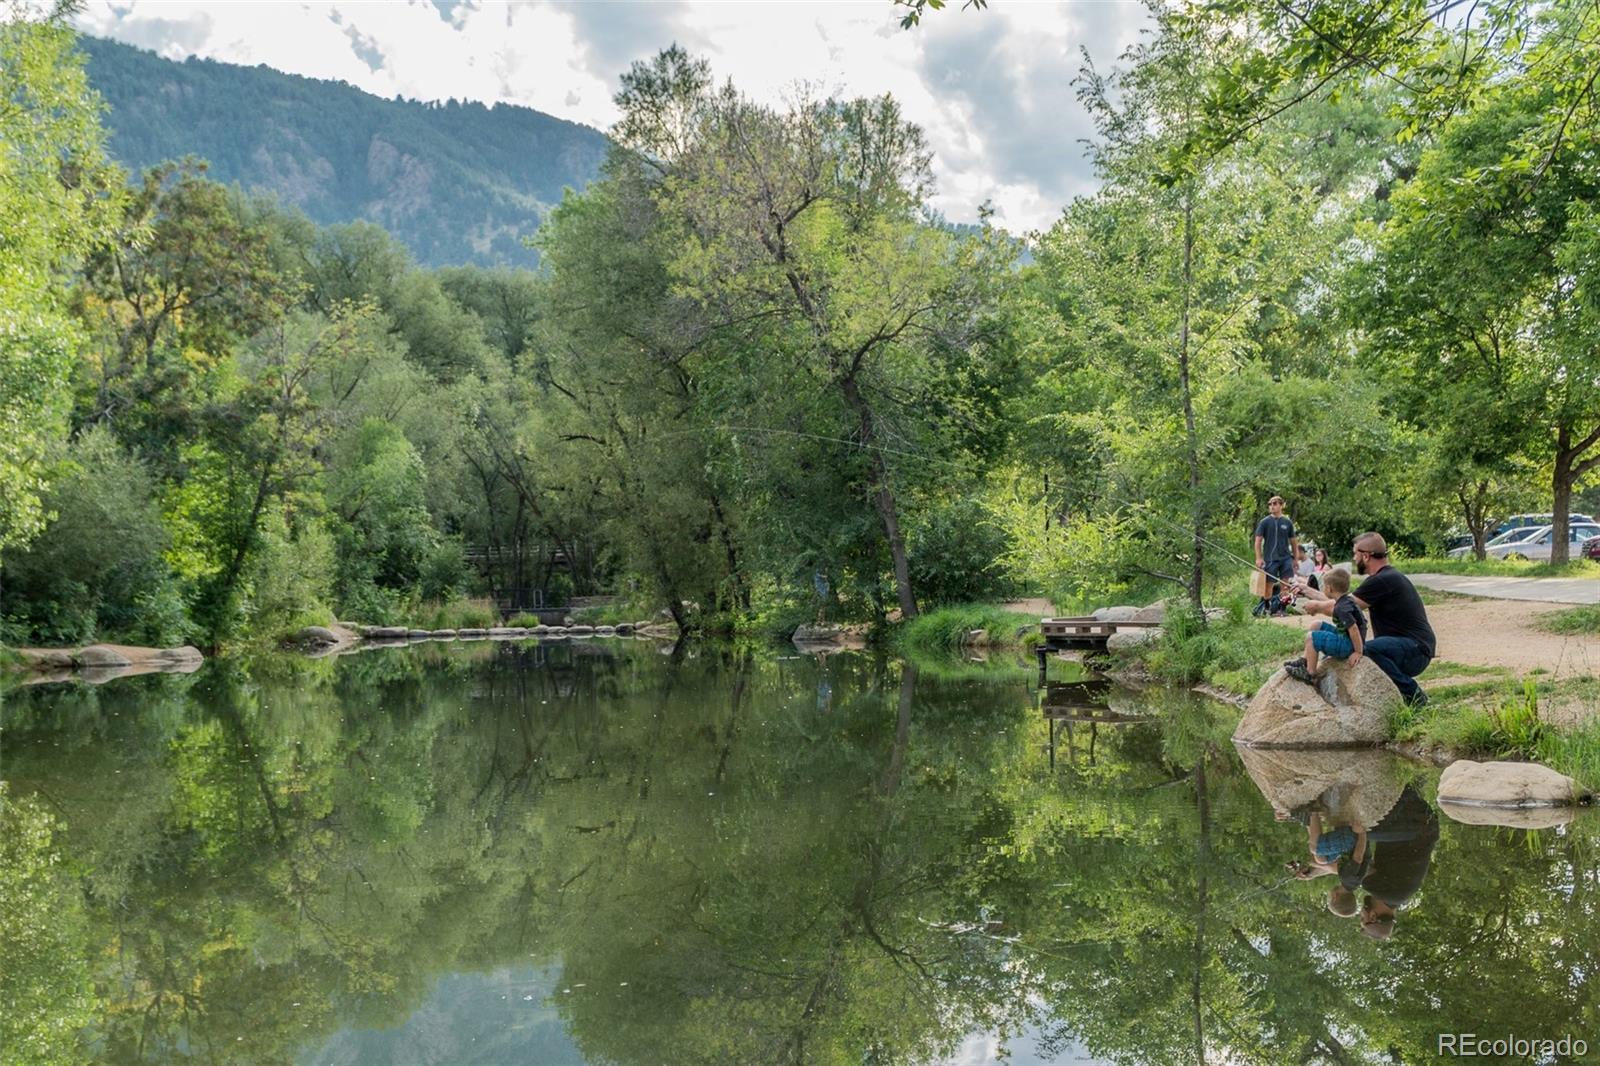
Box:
[1040,679,1153,769]
[1035,616,1161,681]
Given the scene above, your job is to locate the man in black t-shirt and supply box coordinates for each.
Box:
[1253,495,1299,616]
[1293,532,1436,706]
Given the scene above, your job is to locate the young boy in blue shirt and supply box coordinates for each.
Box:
[1284,567,1365,683]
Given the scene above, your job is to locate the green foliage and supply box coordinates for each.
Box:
[566,600,650,626]
[0,427,188,646]
[7,4,1600,676]
[1488,679,1546,759]
[1136,598,1305,693]
[242,506,336,641]
[897,603,1039,654]
[0,14,120,556]
[543,572,574,610]
[406,597,497,631]
[330,420,439,598]
[0,784,93,1065]
[906,497,1017,606]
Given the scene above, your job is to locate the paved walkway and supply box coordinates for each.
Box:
[1408,573,1600,604]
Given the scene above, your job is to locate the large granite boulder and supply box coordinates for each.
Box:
[294,626,341,646]
[1092,605,1141,622]
[792,624,845,645]
[1438,759,1588,809]
[1107,627,1161,651]
[18,648,76,669]
[1237,747,1406,829]
[1232,657,1400,748]
[76,645,131,668]
[1132,601,1167,623]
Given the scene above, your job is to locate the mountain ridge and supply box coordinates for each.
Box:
[80,35,611,267]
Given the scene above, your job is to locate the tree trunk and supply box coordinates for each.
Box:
[709,491,751,612]
[1551,424,1576,564]
[840,375,918,620]
[1191,753,1210,1065]
[1553,459,1573,565]
[1457,480,1491,560]
[1177,182,1205,614]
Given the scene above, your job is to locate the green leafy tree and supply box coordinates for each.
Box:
[0,425,185,645]
[1361,7,1600,560]
[0,6,119,560]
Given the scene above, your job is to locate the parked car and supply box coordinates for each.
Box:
[1444,513,1596,553]
[1449,523,1600,561]
[1584,534,1600,560]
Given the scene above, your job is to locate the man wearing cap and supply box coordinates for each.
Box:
[1253,495,1299,617]
[1293,532,1436,706]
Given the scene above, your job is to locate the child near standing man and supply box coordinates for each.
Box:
[1284,567,1365,683]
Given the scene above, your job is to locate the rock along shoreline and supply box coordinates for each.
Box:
[5,619,682,685]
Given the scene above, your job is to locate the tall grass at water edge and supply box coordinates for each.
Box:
[1135,596,1305,695]
[1391,675,1600,789]
[406,597,499,631]
[898,604,1045,655]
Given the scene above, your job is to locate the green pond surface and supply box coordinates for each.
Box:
[2,641,1599,1064]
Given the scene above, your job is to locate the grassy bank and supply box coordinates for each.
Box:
[1539,604,1600,635]
[1118,598,1304,698]
[898,604,1044,656]
[1392,674,1600,789]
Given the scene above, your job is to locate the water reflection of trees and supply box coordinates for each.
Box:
[2,647,1598,1064]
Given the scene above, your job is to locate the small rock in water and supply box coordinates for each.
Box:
[1438,759,1589,809]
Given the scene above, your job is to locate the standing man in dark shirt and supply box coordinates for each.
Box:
[1294,532,1436,706]
[1253,496,1299,617]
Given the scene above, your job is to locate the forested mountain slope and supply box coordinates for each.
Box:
[80,35,608,267]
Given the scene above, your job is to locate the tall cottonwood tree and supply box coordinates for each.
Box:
[614,49,1001,619]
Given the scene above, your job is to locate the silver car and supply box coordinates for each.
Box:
[1449,523,1600,561]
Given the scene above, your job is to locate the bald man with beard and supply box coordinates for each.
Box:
[1292,532,1436,706]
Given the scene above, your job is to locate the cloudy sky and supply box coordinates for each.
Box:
[75,1,1150,233]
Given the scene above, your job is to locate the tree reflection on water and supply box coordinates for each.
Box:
[1,643,1597,1064]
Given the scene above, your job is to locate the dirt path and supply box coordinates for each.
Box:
[1001,597,1055,616]
[1270,598,1600,678]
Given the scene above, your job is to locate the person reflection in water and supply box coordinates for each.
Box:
[1281,803,1369,918]
[1280,784,1440,938]
[1352,785,1439,939]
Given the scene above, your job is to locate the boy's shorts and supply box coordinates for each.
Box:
[1311,621,1354,658]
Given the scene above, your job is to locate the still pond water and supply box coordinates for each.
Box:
[3,641,1598,1064]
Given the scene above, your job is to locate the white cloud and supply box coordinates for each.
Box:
[73,0,1148,232]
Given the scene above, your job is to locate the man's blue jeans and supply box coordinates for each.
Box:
[1364,636,1431,700]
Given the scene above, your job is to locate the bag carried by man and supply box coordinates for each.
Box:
[1250,569,1270,598]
